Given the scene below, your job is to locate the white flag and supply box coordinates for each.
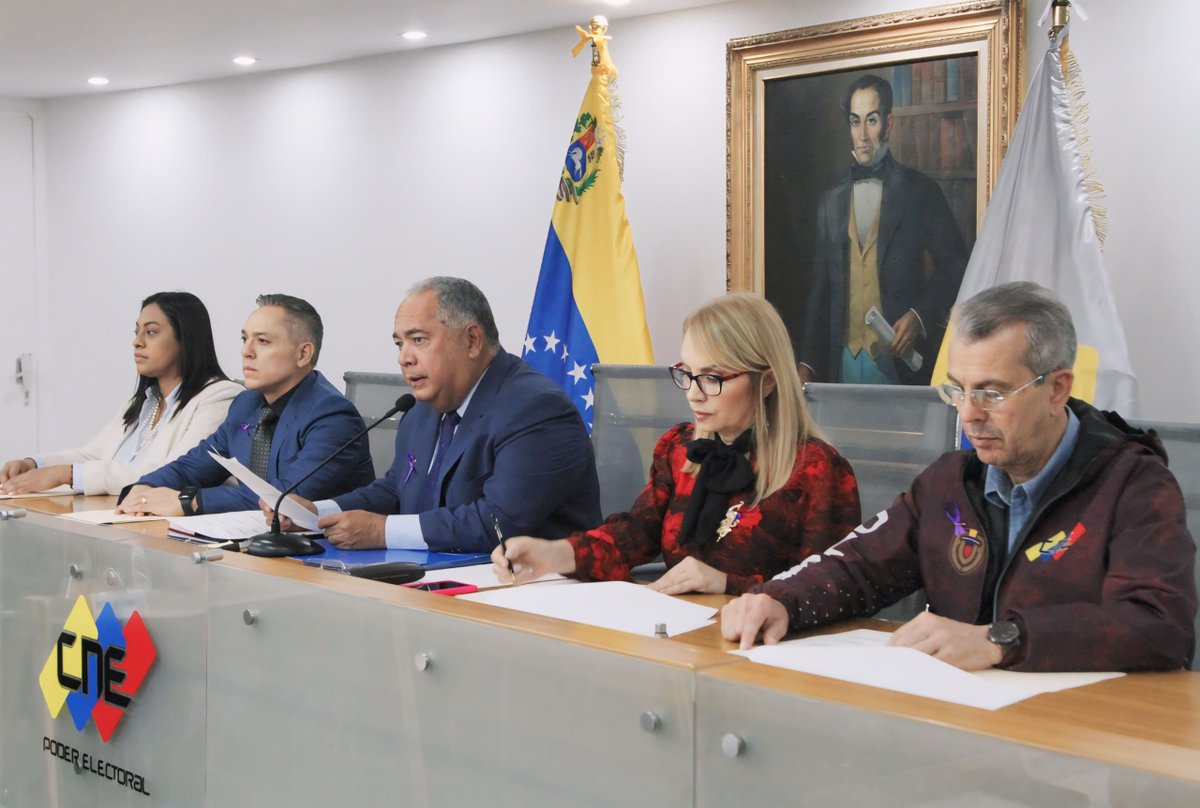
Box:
[935,25,1138,414]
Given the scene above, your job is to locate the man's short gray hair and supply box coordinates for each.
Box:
[406,277,500,349]
[954,282,1076,374]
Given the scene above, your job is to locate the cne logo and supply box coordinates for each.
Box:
[38,595,156,742]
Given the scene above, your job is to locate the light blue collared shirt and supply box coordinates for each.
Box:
[984,408,1080,553]
[315,366,489,551]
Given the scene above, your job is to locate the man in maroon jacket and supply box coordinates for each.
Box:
[723,282,1197,671]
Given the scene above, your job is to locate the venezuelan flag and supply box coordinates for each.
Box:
[524,22,654,429]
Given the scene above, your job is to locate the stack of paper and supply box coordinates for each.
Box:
[168,510,274,543]
[461,580,716,637]
[58,510,165,525]
[733,629,1123,710]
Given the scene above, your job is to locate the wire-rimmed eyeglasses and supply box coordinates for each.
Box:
[937,373,1048,411]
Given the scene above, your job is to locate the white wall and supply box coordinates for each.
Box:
[0,97,45,460]
[26,0,1199,454]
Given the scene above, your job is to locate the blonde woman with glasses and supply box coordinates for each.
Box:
[493,293,861,595]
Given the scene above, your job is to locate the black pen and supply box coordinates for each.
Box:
[492,514,516,583]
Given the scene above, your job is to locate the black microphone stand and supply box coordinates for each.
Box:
[246,394,416,557]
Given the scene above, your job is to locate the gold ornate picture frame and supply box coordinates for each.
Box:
[727,1,1023,380]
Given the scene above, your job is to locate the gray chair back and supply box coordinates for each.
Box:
[590,365,693,517]
[1130,419,1200,670]
[343,371,413,478]
[802,383,960,520]
[802,383,959,622]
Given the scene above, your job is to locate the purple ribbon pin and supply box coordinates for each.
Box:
[403,453,418,484]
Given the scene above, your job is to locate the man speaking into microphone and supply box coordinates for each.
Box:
[273,277,601,554]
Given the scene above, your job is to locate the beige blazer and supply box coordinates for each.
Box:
[40,379,243,495]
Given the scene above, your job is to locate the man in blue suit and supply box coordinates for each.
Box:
[118,294,375,516]
[280,277,601,554]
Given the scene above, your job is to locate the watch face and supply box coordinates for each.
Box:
[989,621,1020,646]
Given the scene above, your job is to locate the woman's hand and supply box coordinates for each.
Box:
[648,556,728,595]
[491,536,576,583]
[0,463,70,495]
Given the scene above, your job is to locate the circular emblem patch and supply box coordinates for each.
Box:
[945,503,986,575]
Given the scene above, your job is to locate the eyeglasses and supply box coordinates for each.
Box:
[937,374,1047,411]
[669,363,745,396]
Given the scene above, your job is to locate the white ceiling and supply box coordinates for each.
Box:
[1,0,730,100]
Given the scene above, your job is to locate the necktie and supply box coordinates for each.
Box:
[249,405,278,479]
[420,412,461,512]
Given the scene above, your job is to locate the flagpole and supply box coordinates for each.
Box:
[1049,0,1071,39]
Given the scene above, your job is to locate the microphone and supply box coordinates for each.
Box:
[246,393,417,558]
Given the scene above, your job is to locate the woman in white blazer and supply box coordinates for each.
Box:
[0,291,242,496]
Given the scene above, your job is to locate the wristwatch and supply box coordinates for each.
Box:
[178,485,199,516]
[987,620,1022,658]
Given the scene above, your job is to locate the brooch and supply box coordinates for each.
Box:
[403,453,418,484]
[715,501,745,543]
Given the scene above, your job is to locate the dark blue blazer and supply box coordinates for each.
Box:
[334,350,601,553]
[136,370,375,513]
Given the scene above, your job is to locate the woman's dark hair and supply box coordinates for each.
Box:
[121,291,230,430]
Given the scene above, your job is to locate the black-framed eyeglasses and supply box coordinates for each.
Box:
[669,363,745,396]
[937,373,1048,412]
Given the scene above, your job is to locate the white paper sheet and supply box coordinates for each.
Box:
[58,509,167,525]
[207,451,320,530]
[429,562,566,590]
[0,485,75,499]
[733,629,1123,710]
[168,510,274,541]
[459,580,716,637]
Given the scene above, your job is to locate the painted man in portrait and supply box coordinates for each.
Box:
[799,74,968,385]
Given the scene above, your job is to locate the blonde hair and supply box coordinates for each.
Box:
[680,292,818,504]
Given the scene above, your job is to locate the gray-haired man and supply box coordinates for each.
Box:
[725,282,1196,672]
[280,277,602,554]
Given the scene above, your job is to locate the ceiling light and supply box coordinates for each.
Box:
[401,31,427,41]
[232,56,259,67]
[87,76,109,86]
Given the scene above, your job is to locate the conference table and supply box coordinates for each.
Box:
[1,495,1197,807]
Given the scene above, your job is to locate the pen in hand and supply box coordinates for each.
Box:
[493,514,517,583]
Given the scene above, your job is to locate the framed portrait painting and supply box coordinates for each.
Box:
[727,1,1023,385]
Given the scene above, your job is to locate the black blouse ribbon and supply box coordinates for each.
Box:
[679,429,754,547]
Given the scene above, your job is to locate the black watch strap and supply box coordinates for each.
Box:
[179,485,199,516]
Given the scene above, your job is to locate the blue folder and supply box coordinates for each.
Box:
[296,539,490,571]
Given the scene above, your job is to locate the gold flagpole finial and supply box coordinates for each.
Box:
[1049,0,1071,39]
[588,16,609,67]
[572,17,611,57]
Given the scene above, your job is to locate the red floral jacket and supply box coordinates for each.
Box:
[568,424,861,594]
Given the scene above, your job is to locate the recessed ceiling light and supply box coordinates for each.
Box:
[401,30,427,41]
[232,56,259,67]
[87,76,109,86]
